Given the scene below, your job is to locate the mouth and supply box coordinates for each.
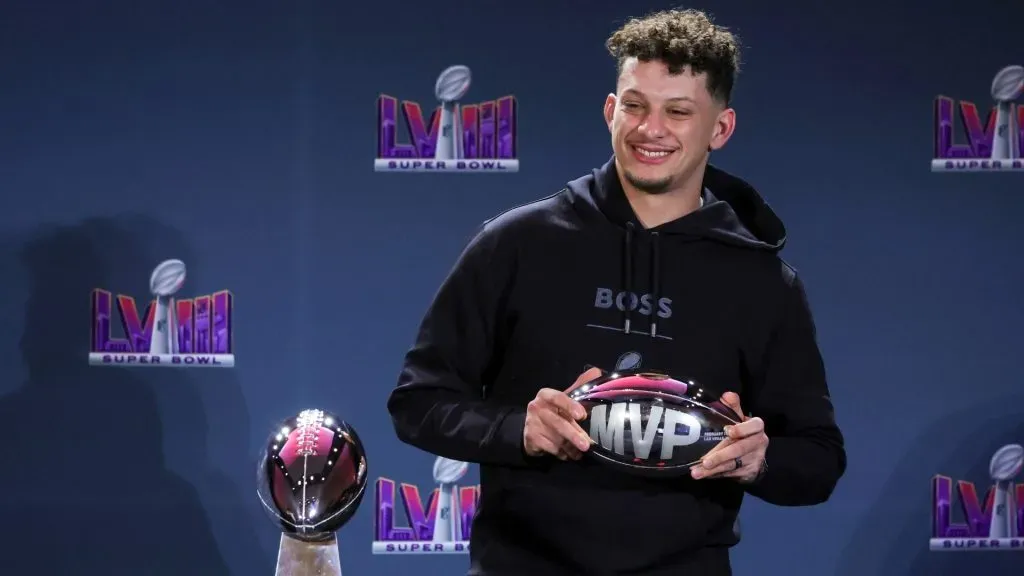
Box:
[629,144,676,165]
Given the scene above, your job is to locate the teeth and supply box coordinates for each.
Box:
[636,147,670,158]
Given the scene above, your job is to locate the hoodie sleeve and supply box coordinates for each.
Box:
[386,222,533,468]
[743,270,847,506]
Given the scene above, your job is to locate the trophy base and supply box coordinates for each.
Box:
[275,533,342,576]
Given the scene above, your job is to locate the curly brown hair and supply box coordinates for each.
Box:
[605,9,741,105]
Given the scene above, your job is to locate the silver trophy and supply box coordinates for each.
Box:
[148,259,186,355]
[989,65,1024,161]
[987,443,1023,539]
[433,65,472,162]
[431,456,470,543]
[257,409,368,576]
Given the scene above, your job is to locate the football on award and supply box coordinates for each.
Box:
[568,370,740,477]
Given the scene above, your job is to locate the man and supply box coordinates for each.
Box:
[387,8,846,576]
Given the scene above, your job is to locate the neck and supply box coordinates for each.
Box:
[617,159,706,229]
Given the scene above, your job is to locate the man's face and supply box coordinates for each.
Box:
[604,57,735,194]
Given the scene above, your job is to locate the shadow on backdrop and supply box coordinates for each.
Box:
[838,398,1024,576]
[0,215,267,575]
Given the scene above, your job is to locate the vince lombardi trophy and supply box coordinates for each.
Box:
[987,443,1023,539]
[433,65,472,162]
[148,259,187,355]
[990,65,1024,161]
[431,456,470,544]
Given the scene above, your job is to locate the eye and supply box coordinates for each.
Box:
[668,109,692,118]
[622,101,644,111]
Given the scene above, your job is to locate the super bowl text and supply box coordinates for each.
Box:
[930,475,1024,551]
[371,477,480,555]
[90,288,234,368]
[374,65,518,174]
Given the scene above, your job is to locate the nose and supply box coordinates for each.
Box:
[637,111,667,138]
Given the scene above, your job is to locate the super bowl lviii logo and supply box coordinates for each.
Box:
[930,443,1023,551]
[89,259,235,368]
[371,456,479,554]
[375,64,518,173]
[932,65,1024,172]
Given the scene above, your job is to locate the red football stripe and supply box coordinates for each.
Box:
[587,375,690,397]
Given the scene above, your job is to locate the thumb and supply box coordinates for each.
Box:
[566,367,604,394]
[720,391,745,420]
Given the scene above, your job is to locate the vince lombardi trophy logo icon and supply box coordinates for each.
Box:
[431,456,470,543]
[433,65,472,162]
[988,443,1024,539]
[148,259,186,355]
[990,65,1024,161]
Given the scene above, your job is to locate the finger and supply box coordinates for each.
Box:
[699,436,736,462]
[537,407,592,451]
[701,436,763,471]
[528,434,564,459]
[697,460,739,478]
[720,392,744,418]
[540,387,589,420]
[725,417,764,440]
[539,429,583,461]
[692,447,754,479]
[533,391,591,439]
[695,459,758,480]
[720,464,757,478]
[562,443,583,460]
[720,450,765,480]
[568,418,590,441]
[565,367,604,395]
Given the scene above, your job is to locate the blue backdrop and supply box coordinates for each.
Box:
[1,0,1023,574]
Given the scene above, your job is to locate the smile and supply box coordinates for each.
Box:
[630,145,675,164]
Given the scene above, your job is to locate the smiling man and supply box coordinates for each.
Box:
[388,8,846,576]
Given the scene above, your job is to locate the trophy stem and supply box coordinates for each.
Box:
[988,480,1017,539]
[434,102,462,161]
[149,295,178,355]
[991,102,1017,160]
[275,533,342,576]
[432,482,457,542]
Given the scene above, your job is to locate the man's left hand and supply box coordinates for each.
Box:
[691,392,767,484]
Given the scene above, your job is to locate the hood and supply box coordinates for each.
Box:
[563,157,786,339]
[566,156,787,251]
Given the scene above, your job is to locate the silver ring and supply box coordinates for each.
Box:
[734,457,743,470]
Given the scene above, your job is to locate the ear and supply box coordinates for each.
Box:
[603,93,616,132]
[709,107,736,151]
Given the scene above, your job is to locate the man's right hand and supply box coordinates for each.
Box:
[523,367,603,460]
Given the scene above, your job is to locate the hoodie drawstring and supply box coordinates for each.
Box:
[650,231,661,338]
[622,223,661,338]
[623,222,634,334]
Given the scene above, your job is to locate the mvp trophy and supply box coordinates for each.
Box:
[433,65,472,162]
[990,65,1024,161]
[988,443,1024,539]
[257,409,368,576]
[148,259,187,355]
[431,456,470,544]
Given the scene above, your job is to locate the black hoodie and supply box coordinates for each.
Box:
[388,158,846,576]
